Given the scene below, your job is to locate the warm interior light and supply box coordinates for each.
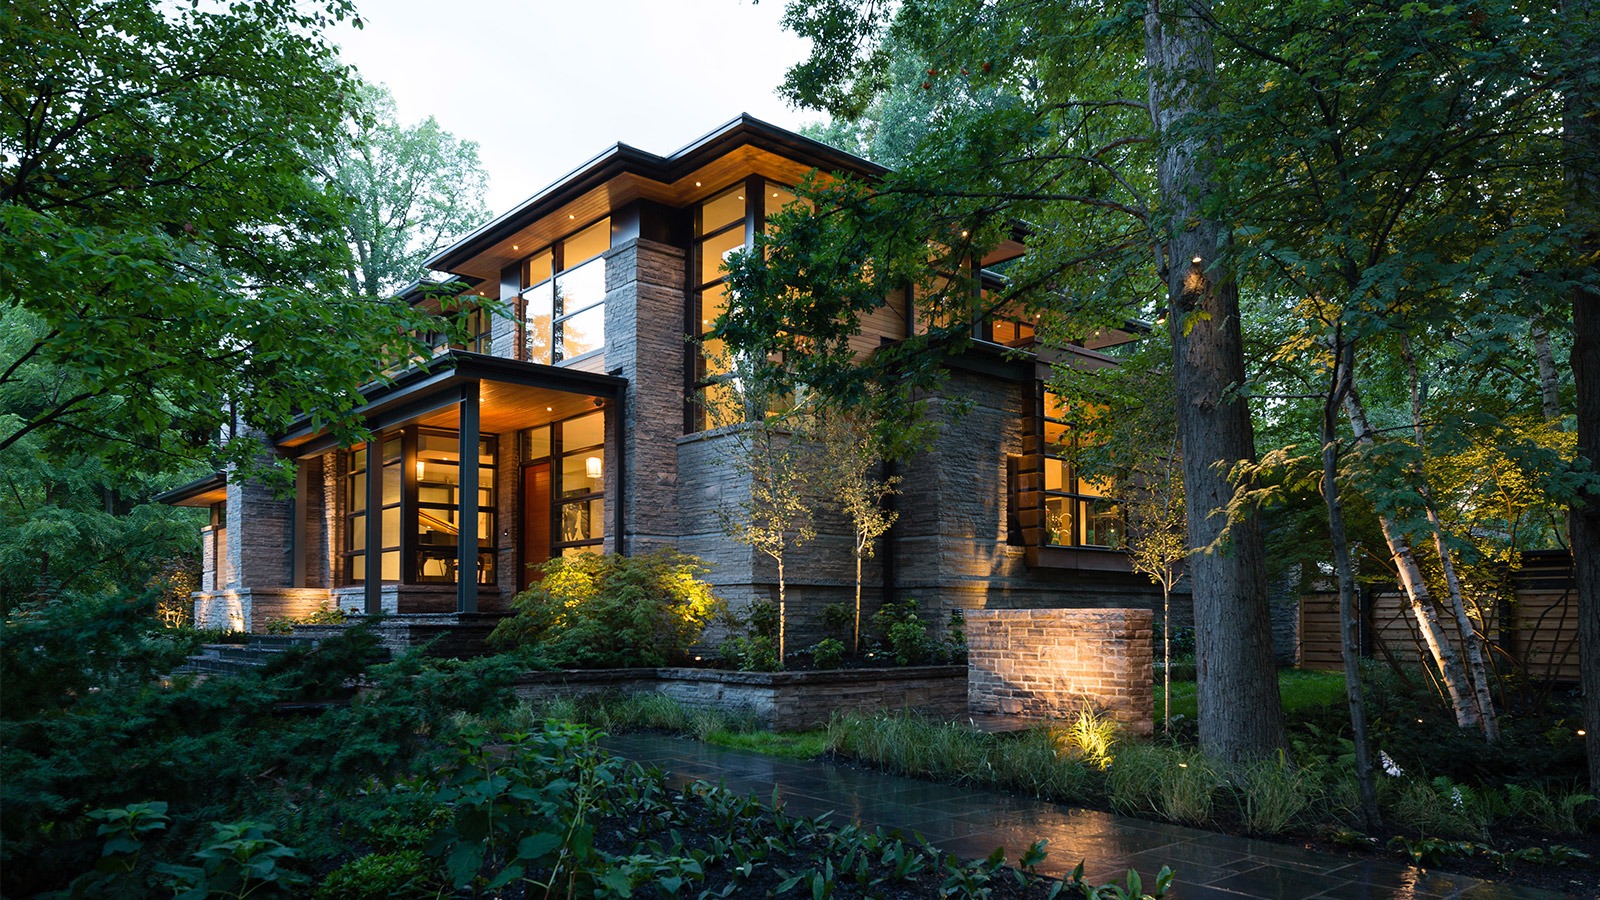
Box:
[695,181,702,187]
[416,459,425,481]
[569,214,576,219]
[585,456,602,479]
[513,244,519,250]
[737,195,744,201]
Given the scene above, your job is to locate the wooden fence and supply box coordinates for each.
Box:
[1298,587,1581,683]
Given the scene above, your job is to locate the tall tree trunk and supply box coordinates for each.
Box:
[1146,0,1286,765]
[1163,580,1173,733]
[1533,323,1563,422]
[777,553,788,665]
[1322,336,1382,831]
[1401,337,1499,739]
[854,549,864,655]
[1563,0,1600,796]
[1342,385,1481,730]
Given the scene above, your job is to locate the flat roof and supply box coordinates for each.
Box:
[425,113,887,274]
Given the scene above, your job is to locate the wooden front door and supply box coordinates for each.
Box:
[520,462,551,591]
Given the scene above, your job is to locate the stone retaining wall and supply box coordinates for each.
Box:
[966,608,1153,735]
[193,587,332,633]
[511,665,967,732]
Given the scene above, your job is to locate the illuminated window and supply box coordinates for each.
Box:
[1041,390,1123,549]
[345,429,497,586]
[691,179,800,430]
[521,218,610,365]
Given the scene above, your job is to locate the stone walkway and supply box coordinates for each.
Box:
[601,734,1581,900]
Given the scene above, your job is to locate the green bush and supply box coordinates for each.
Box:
[489,550,724,668]
[810,637,845,669]
[315,850,436,900]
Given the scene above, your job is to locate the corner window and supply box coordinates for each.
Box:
[345,428,496,585]
[1042,391,1123,549]
[521,218,609,365]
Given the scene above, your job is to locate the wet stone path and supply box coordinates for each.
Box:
[600,734,1579,899]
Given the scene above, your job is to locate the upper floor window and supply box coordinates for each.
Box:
[691,179,797,429]
[521,217,610,365]
[1042,390,1123,549]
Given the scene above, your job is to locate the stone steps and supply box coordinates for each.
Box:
[173,632,323,676]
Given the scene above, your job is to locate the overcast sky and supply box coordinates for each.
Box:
[336,0,817,214]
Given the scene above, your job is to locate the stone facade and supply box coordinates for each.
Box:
[966,608,1155,736]
[193,587,337,633]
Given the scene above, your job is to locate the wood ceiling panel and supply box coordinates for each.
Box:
[415,381,611,437]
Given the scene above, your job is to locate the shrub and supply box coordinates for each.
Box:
[719,634,780,671]
[810,638,845,670]
[264,604,348,636]
[315,850,436,900]
[490,550,723,667]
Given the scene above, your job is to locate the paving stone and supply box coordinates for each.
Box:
[599,735,1575,900]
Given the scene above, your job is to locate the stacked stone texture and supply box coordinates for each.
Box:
[966,608,1154,735]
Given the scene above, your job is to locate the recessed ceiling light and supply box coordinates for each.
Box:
[569,214,576,219]
[513,244,519,250]
[546,406,553,412]
[737,195,744,201]
[695,181,702,187]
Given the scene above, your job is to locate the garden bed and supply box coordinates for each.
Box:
[512,665,967,731]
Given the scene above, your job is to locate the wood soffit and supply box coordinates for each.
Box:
[445,146,842,282]
[429,115,887,282]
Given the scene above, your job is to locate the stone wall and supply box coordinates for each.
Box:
[512,665,967,732]
[673,425,884,651]
[194,587,333,632]
[605,238,689,556]
[966,607,1154,736]
[890,368,1165,631]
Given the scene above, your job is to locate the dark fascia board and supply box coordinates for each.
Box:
[424,113,887,273]
[153,471,226,507]
[275,351,628,452]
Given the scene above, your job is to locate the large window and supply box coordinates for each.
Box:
[345,428,496,585]
[521,217,610,365]
[691,179,796,429]
[414,430,497,585]
[346,435,402,582]
[1041,391,1123,549]
[518,410,606,558]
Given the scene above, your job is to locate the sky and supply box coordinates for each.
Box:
[336,0,817,215]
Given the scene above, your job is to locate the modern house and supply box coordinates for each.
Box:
[158,114,1165,647]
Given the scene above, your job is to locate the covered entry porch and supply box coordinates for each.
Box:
[278,352,627,618]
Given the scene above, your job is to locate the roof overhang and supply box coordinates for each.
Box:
[154,472,226,507]
[425,114,888,281]
[276,351,628,458]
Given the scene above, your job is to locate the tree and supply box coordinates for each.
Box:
[706,356,817,666]
[0,0,450,485]
[1144,0,1288,765]
[813,405,899,655]
[1563,0,1600,795]
[317,83,491,298]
